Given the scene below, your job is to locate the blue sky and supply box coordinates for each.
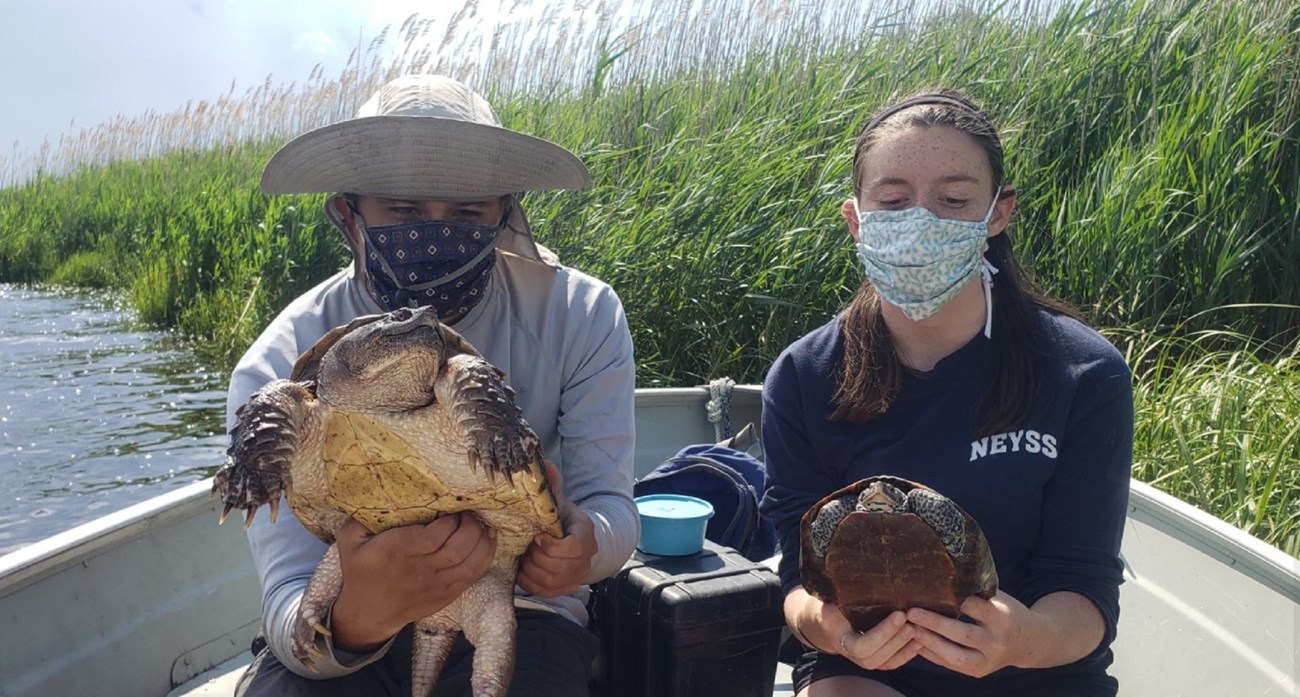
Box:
[0,0,458,157]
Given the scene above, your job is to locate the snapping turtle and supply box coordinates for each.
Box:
[799,476,997,632]
[212,306,562,697]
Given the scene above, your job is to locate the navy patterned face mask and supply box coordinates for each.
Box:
[360,218,502,319]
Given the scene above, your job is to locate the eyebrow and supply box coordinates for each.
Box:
[375,197,492,206]
[871,174,982,186]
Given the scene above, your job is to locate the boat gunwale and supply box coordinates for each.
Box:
[0,479,215,596]
[1126,479,1299,602]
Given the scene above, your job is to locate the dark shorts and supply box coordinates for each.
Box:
[792,650,1119,697]
[235,608,600,697]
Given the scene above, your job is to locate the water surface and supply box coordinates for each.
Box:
[0,284,228,555]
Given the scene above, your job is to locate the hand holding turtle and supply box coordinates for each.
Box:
[906,589,1106,677]
[330,513,497,652]
[517,461,597,597]
[785,586,921,670]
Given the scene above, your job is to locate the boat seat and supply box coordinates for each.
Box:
[166,653,797,696]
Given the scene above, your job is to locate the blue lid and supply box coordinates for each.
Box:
[635,494,714,521]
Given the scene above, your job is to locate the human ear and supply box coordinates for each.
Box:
[987,187,1017,238]
[325,195,363,246]
[842,197,862,242]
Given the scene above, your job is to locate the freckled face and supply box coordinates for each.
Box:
[857,125,998,221]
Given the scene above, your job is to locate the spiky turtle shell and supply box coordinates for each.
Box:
[289,310,563,547]
[218,307,563,548]
[798,475,998,632]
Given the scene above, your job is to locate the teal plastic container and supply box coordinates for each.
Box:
[635,494,715,556]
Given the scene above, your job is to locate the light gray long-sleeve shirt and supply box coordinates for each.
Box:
[225,249,638,677]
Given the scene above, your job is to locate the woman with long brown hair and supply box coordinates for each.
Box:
[759,91,1133,696]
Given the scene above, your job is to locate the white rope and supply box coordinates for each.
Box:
[706,377,736,442]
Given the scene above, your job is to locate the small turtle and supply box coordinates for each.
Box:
[212,306,562,697]
[799,476,997,632]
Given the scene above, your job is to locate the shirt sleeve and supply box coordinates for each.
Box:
[758,351,841,595]
[554,283,638,584]
[1020,356,1133,655]
[227,313,395,678]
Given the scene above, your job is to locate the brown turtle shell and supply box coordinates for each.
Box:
[799,475,998,632]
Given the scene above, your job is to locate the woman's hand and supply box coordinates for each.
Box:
[906,590,1105,677]
[517,461,598,597]
[329,513,497,652]
[785,587,921,670]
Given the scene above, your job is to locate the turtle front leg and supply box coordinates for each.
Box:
[435,355,542,484]
[292,543,344,668]
[906,488,967,557]
[213,379,319,527]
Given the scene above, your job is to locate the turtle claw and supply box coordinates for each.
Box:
[298,642,323,671]
[269,497,281,524]
[312,620,331,637]
[218,503,235,526]
[291,621,330,667]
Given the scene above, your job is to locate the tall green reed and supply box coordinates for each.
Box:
[2,0,1295,376]
[0,0,1296,545]
[1114,324,1300,556]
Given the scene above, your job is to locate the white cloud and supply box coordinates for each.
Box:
[293,29,345,58]
[0,0,427,160]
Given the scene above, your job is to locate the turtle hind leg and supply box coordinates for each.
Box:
[457,569,518,697]
[906,488,966,557]
[292,543,344,668]
[411,613,461,697]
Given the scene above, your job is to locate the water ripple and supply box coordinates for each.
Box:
[0,284,229,555]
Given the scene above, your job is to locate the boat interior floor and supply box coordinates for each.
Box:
[166,654,799,697]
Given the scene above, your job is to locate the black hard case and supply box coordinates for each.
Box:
[589,539,786,697]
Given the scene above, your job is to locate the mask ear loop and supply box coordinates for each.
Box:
[981,257,998,339]
[980,187,1005,339]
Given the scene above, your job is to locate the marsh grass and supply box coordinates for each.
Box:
[49,250,123,289]
[1113,325,1300,556]
[0,0,1297,550]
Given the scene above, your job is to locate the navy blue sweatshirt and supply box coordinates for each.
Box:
[759,309,1133,675]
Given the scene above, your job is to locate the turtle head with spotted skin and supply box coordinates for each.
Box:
[292,306,479,413]
[856,480,909,513]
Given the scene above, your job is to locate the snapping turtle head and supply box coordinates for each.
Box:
[316,306,447,412]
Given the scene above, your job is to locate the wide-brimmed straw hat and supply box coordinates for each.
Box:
[260,74,591,199]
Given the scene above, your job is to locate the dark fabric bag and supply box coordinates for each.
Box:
[632,424,778,562]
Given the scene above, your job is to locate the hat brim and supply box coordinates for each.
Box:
[260,116,591,199]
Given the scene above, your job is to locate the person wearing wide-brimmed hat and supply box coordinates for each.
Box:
[227,74,637,697]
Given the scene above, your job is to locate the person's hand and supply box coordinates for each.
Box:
[906,590,1034,677]
[329,513,496,652]
[516,460,597,597]
[786,587,920,670]
[908,589,1104,676]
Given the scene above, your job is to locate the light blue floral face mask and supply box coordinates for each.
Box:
[853,196,1000,337]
